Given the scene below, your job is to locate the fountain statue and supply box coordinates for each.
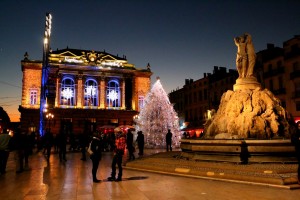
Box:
[204,33,289,139]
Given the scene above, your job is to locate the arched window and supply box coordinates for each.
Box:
[84,79,98,106]
[60,77,75,106]
[106,80,120,108]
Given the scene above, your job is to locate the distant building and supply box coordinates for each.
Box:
[169,35,300,136]
[19,48,152,136]
[169,67,238,136]
[261,35,300,122]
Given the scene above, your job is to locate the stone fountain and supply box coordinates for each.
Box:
[180,33,296,163]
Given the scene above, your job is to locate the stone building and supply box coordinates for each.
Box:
[261,35,300,122]
[169,67,238,136]
[19,48,152,136]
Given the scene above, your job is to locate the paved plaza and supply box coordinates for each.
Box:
[0,148,300,200]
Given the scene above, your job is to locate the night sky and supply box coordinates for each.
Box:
[0,0,300,122]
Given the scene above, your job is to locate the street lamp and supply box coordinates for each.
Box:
[45,113,54,132]
[39,13,52,136]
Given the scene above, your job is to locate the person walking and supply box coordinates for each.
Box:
[57,130,67,162]
[89,133,103,183]
[126,129,135,160]
[79,132,88,161]
[14,129,28,173]
[166,129,172,152]
[43,130,54,162]
[136,131,144,156]
[108,131,126,182]
[291,121,300,184]
[0,130,12,175]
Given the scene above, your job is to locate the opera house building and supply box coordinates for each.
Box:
[19,48,152,136]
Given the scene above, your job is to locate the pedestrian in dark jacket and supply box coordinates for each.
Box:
[166,129,172,151]
[57,131,67,162]
[79,132,88,161]
[126,129,135,160]
[43,130,54,162]
[0,130,12,174]
[89,134,103,183]
[13,129,28,173]
[291,121,300,184]
[136,131,144,156]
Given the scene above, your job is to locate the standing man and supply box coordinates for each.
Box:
[90,133,103,183]
[108,131,126,182]
[57,130,67,162]
[126,129,135,160]
[166,129,172,152]
[291,121,300,184]
[136,131,144,156]
[43,130,54,162]
[0,130,11,174]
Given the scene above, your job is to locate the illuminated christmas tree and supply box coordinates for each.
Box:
[136,78,181,148]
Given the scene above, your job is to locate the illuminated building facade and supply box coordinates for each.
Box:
[19,48,152,136]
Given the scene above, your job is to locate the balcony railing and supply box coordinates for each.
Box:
[263,67,285,78]
[272,88,286,95]
[290,70,300,80]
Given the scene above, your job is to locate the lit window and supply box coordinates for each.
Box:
[106,80,120,108]
[138,96,145,109]
[84,79,98,106]
[60,77,75,106]
[30,89,38,105]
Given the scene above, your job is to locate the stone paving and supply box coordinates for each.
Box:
[1,148,300,200]
[125,151,300,189]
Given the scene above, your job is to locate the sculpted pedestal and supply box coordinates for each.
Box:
[233,77,261,91]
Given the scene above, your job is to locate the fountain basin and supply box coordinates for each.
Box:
[180,139,297,163]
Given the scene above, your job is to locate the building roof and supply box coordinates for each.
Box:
[49,47,134,68]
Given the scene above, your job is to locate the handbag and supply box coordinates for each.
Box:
[87,141,93,155]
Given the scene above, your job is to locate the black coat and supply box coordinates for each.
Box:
[291,129,300,159]
[90,137,102,160]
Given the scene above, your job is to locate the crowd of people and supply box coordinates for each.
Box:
[0,127,150,183]
[2,127,180,184]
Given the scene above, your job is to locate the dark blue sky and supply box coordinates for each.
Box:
[1,0,300,121]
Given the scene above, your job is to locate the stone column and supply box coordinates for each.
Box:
[99,77,106,109]
[55,74,61,107]
[121,78,126,110]
[132,77,136,110]
[76,74,83,108]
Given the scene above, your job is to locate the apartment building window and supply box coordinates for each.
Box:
[199,91,203,101]
[138,96,145,110]
[268,64,272,72]
[295,82,300,97]
[204,89,208,100]
[30,89,38,105]
[293,62,300,71]
[278,76,284,89]
[281,101,286,108]
[269,79,274,91]
[277,61,282,68]
[296,101,300,111]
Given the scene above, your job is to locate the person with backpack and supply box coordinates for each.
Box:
[107,131,126,182]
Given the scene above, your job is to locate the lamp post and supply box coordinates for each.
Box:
[39,13,52,136]
[46,113,54,132]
